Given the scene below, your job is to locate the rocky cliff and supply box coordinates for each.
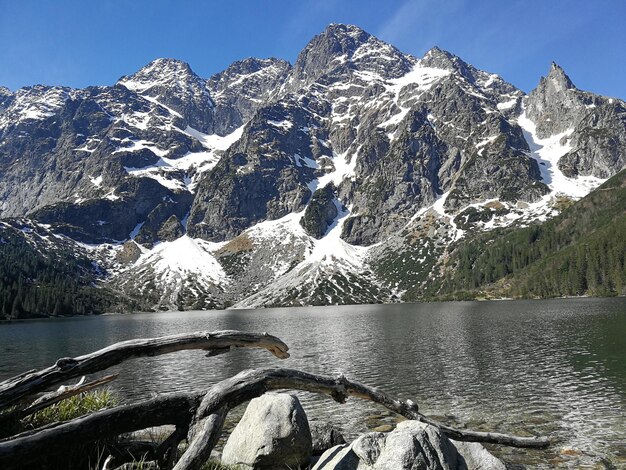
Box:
[0,23,624,316]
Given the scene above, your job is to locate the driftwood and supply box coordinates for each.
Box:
[0,367,550,470]
[174,368,550,470]
[0,330,551,470]
[0,374,118,433]
[0,330,289,409]
[0,392,200,468]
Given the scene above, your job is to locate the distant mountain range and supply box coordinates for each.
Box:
[1,23,624,318]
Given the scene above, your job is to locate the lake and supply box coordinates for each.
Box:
[1,298,625,468]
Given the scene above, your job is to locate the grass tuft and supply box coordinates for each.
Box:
[27,389,118,429]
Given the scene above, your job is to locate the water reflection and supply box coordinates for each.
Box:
[1,298,625,468]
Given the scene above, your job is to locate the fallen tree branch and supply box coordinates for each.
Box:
[175,368,550,470]
[0,393,201,469]
[0,330,289,409]
[156,423,190,470]
[0,368,550,470]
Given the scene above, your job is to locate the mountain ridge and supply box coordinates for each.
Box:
[0,23,624,318]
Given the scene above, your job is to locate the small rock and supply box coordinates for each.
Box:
[221,392,312,469]
[310,421,346,455]
[311,444,360,470]
[452,440,507,470]
[560,446,583,456]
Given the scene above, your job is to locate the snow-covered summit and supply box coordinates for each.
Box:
[118,58,203,93]
[118,57,214,133]
[0,85,72,130]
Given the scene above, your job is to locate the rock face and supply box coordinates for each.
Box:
[0,22,624,312]
[525,62,626,179]
[300,185,340,239]
[221,393,312,469]
[312,421,506,470]
[207,57,292,135]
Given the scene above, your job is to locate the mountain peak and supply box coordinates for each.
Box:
[118,58,201,94]
[291,23,412,85]
[546,62,575,91]
[323,23,370,40]
[215,57,291,78]
[421,46,470,73]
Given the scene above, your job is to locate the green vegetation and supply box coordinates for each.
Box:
[430,169,626,299]
[375,239,442,295]
[0,225,139,319]
[28,389,118,430]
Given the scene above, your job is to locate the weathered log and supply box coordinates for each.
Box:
[156,424,190,470]
[173,409,227,470]
[0,330,289,409]
[0,368,550,470]
[174,368,550,470]
[0,374,118,435]
[0,393,201,469]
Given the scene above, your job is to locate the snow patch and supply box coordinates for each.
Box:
[497,98,518,110]
[316,150,359,188]
[294,153,319,169]
[267,119,293,130]
[89,175,103,187]
[135,235,228,286]
[518,110,604,198]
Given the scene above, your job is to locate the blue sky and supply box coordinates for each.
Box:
[1,0,624,98]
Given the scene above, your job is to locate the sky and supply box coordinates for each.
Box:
[0,0,625,98]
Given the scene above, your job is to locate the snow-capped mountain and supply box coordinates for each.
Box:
[1,23,624,316]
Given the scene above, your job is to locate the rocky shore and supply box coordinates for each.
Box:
[218,393,507,469]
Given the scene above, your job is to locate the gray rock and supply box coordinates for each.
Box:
[300,185,339,239]
[221,393,312,469]
[116,240,142,264]
[371,420,460,470]
[310,421,346,455]
[452,440,506,470]
[351,432,386,466]
[312,444,360,470]
[314,421,506,470]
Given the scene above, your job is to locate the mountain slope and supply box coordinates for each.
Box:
[0,220,141,318]
[0,23,624,317]
[413,169,626,300]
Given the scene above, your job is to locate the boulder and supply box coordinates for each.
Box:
[310,421,346,455]
[313,421,507,470]
[351,432,386,466]
[311,444,360,470]
[452,441,507,470]
[221,392,312,469]
[372,420,460,469]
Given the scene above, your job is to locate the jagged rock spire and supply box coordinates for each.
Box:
[545,62,575,91]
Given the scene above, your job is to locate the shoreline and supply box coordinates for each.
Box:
[1,294,624,323]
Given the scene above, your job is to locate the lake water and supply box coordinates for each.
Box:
[1,298,625,468]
